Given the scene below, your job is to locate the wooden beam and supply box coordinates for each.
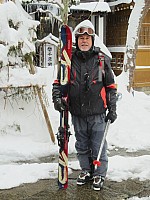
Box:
[28,60,55,143]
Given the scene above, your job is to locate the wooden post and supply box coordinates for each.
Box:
[28,60,55,144]
[34,85,55,144]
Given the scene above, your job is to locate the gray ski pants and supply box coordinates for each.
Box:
[72,113,108,177]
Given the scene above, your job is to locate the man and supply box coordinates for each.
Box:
[52,20,117,191]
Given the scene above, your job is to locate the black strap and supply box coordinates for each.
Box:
[98,53,105,81]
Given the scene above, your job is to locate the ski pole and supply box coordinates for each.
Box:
[93,93,122,169]
[93,119,111,170]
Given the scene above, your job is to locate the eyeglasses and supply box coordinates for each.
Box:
[76,27,95,36]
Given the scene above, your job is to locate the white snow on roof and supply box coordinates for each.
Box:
[70,2,111,13]
[108,0,134,7]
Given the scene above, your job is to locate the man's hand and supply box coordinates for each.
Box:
[105,111,117,123]
[54,98,67,112]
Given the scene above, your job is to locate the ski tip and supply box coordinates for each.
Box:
[61,24,72,33]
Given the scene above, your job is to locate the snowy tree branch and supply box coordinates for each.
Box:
[123,0,150,92]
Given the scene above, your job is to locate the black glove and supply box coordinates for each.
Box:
[54,98,67,112]
[105,110,117,123]
[52,83,61,101]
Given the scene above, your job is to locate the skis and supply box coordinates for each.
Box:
[57,25,72,189]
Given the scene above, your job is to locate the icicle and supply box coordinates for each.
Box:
[49,14,52,29]
[51,17,55,33]
[57,17,61,29]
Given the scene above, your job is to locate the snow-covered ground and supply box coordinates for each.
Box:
[0,67,150,197]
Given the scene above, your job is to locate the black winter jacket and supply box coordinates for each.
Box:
[52,47,117,117]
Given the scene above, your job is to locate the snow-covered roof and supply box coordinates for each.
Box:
[108,0,134,7]
[70,2,111,13]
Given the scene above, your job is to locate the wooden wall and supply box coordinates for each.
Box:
[136,49,150,66]
[133,68,150,88]
[107,4,150,89]
[137,10,150,66]
[106,7,131,46]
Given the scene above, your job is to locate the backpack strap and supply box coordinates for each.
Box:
[98,52,105,82]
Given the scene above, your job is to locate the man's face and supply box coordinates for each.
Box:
[78,34,92,51]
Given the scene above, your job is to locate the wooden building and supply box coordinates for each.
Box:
[106,0,150,90]
[69,0,150,90]
[23,0,150,90]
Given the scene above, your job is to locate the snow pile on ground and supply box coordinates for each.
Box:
[0,67,150,191]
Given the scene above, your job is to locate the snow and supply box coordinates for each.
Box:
[0,67,150,192]
[108,0,145,7]
[125,0,145,50]
[70,2,111,13]
[94,34,112,58]
[0,1,39,67]
[129,198,150,200]
[0,65,150,191]
[0,2,150,200]
[136,66,150,69]
[108,0,133,7]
